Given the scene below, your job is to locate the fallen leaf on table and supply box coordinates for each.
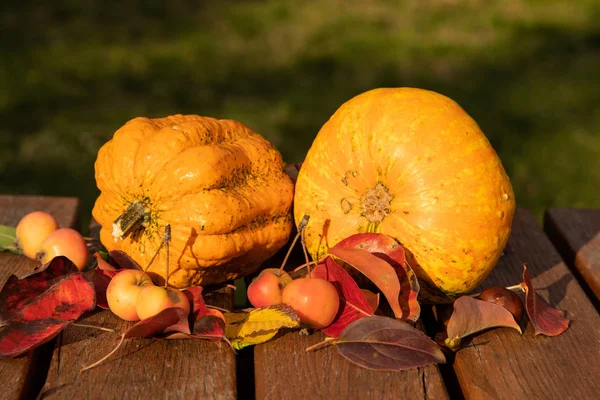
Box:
[0,256,96,358]
[125,307,191,338]
[330,233,420,321]
[360,289,380,314]
[522,265,570,336]
[185,286,225,340]
[0,225,19,253]
[311,257,373,338]
[108,250,142,270]
[445,296,522,350]
[224,304,299,349]
[335,315,445,371]
[85,252,118,309]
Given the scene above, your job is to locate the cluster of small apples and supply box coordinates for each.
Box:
[15,211,89,270]
[106,269,190,321]
[247,268,340,329]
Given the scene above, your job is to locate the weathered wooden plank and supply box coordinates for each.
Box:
[0,195,80,400]
[544,208,600,304]
[449,209,600,399]
[254,327,448,400]
[253,252,449,400]
[40,219,237,400]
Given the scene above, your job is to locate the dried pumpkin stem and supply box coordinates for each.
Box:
[111,201,150,242]
[279,214,310,271]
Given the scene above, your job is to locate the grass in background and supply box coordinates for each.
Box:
[1,0,600,230]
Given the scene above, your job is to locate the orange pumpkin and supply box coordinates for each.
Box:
[93,115,294,288]
[293,88,515,303]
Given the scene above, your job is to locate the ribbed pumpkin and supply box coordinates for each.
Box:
[294,88,515,303]
[93,115,294,288]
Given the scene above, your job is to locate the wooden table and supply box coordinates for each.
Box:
[2,195,600,400]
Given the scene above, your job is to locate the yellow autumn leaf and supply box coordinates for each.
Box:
[224,304,300,349]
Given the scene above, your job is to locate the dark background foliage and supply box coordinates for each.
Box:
[1,0,599,230]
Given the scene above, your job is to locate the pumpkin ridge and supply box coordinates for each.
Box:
[93,115,294,288]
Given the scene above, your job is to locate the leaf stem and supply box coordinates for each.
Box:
[71,322,115,333]
[80,333,125,373]
[305,337,336,352]
[206,304,231,313]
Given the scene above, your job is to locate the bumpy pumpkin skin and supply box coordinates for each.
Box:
[93,115,294,288]
[294,88,515,303]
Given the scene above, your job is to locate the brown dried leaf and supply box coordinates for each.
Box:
[335,315,445,371]
[446,296,522,350]
[522,265,570,336]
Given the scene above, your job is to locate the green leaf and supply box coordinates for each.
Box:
[0,225,20,254]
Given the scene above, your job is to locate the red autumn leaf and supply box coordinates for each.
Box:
[522,265,570,336]
[0,256,96,358]
[184,286,225,340]
[124,307,191,339]
[108,250,142,270]
[360,289,380,314]
[86,252,118,309]
[445,296,522,350]
[335,315,445,371]
[330,233,420,321]
[311,257,373,338]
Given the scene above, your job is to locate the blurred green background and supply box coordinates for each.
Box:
[1,0,599,230]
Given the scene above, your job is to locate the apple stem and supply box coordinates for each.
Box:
[291,260,320,274]
[71,322,115,333]
[80,333,125,373]
[300,228,311,275]
[163,224,171,289]
[279,214,310,271]
[142,241,164,280]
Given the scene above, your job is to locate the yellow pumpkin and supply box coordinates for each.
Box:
[293,88,515,303]
[93,115,294,288]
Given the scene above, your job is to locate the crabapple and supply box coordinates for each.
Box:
[15,211,59,259]
[106,269,153,321]
[282,277,340,329]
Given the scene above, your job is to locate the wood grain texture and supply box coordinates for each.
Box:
[40,218,237,400]
[0,195,80,400]
[252,255,449,400]
[254,328,448,400]
[450,209,600,400]
[544,208,600,303]
[39,288,236,400]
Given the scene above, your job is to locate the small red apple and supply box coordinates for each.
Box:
[15,211,59,260]
[37,228,89,270]
[282,277,340,329]
[106,269,153,321]
[247,268,292,308]
[135,286,191,320]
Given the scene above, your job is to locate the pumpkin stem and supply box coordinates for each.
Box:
[360,182,393,225]
[279,214,310,271]
[112,201,150,242]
